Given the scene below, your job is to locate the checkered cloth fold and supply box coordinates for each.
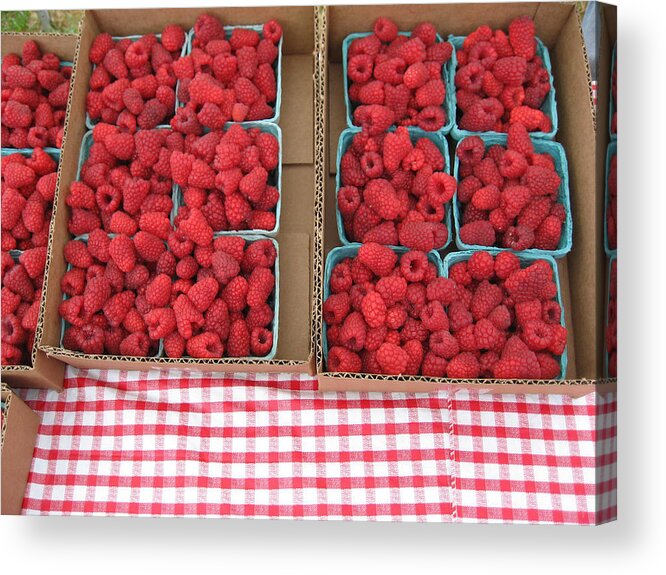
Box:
[17,368,616,523]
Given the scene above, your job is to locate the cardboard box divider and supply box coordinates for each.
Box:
[38,8,319,374]
[1,33,78,390]
[1,384,40,514]
[317,3,616,396]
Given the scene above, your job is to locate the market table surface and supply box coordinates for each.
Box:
[16,367,616,523]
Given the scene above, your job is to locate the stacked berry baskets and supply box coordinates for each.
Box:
[325,15,572,381]
[57,13,284,361]
[1,38,73,369]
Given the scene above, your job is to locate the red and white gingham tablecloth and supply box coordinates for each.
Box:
[16,367,616,524]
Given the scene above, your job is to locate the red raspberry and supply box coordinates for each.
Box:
[144,273,171,307]
[142,307,176,340]
[418,300,447,331]
[82,276,111,315]
[376,342,409,375]
[416,106,445,131]
[467,251,495,281]
[469,280,503,322]
[508,16,537,61]
[415,79,445,108]
[323,293,351,325]
[102,291,135,327]
[492,251,519,280]
[533,214,563,250]
[357,243,397,277]
[117,332,150,357]
[501,225,534,251]
[398,221,446,251]
[179,207,213,247]
[246,267,274,307]
[353,105,395,136]
[89,33,115,64]
[456,137,484,168]
[459,98,503,132]
[108,234,136,273]
[520,319,554,352]
[220,276,247,312]
[381,128,411,173]
[492,56,527,85]
[459,220,495,246]
[160,331,184,358]
[362,221,398,245]
[330,260,353,294]
[397,250,426,283]
[184,332,222,358]
[172,294,203,339]
[522,165,561,197]
[447,352,480,378]
[403,62,429,90]
[471,185,501,211]
[223,318,249,357]
[400,317,428,344]
[426,172,455,205]
[18,247,46,279]
[161,24,186,52]
[372,17,398,42]
[362,179,400,220]
[375,275,407,307]
[429,330,459,360]
[339,311,367,352]
[493,336,541,378]
[327,346,362,373]
[360,291,387,328]
[241,239,276,272]
[64,240,94,269]
[510,106,551,132]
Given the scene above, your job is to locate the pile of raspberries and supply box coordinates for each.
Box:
[606,258,616,377]
[606,150,616,251]
[1,247,47,365]
[346,17,453,133]
[1,149,56,365]
[1,149,58,251]
[455,124,565,251]
[339,127,455,250]
[59,234,276,359]
[66,125,175,236]
[324,245,566,379]
[1,40,71,149]
[86,25,187,129]
[171,14,282,128]
[172,124,280,232]
[454,16,552,134]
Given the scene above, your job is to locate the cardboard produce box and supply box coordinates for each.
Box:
[316,2,617,396]
[1,384,40,515]
[1,33,79,391]
[39,7,320,374]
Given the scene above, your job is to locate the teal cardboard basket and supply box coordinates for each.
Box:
[442,249,568,379]
[604,140,617,257]
[609,43,617,141]
[335,126,453,250]
[452,134,572,258]
[322,245,443,368]
[342,31,455,135]
[183,24,283,125]
[85,34,189,129]
[58,234,278,360]
[58,233,164,359]
[604,253,616,378]
[449,35,558,141]
[76,127,179,225]
[199,233,280,361]
[172,121,282,237]
[1,60,72,155]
